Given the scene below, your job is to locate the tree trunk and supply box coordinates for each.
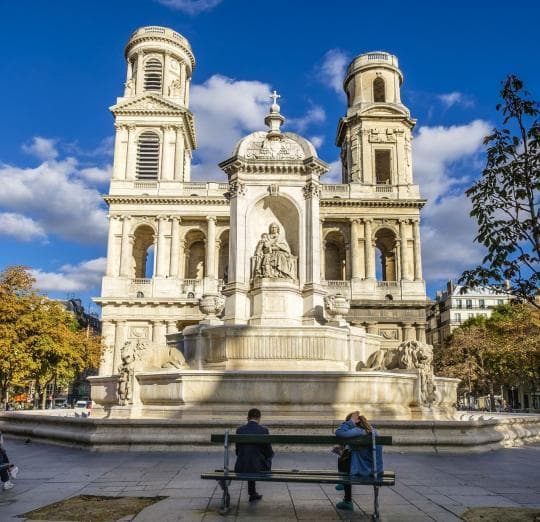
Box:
[489,381,495,412]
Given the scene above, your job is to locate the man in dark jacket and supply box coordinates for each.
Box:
[234,408,274,502]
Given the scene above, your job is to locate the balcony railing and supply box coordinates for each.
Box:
[377,281,398,287]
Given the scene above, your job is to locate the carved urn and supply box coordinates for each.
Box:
[199,293,225,319]
[324,293,350,324]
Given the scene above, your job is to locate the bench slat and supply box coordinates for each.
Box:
[201,471,395,487]
[214,468,395,479]
[210,434,392,445]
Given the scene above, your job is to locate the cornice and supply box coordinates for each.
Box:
[95,297,199,306]
[103,195,230,206]
[320,198,426,209]
[125,36,195,68]
[219,157,328,177]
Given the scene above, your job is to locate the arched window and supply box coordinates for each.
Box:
[375,150,391,184]
[375,228,397,281]
[184,230,206,280]
[373,77,386,102]
[324,231,347,280]
[144,58,163,92]
[218,230,229,283]
[136,131,160,180]
[132,225,155,278]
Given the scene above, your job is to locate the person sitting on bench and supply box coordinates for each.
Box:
[334,411,383,511]
[234,408,274,502]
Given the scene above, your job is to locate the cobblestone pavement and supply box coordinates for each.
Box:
[0,439,539,521]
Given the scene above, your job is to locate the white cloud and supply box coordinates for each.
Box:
[0,152,108,244]
[288,106,325,132]
[310,136,324,149]
[156,0,222,14]
[79,165,112,184]
[317,49,350,94]
[0,212,47,242]
[413,119,490,202]
[323,159,342,183]
[32,257,106,293]
[413,120,491,283]
[21,137,59,161]
[438,91,474,108]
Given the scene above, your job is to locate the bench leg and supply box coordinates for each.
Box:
[372,485,380,521]
[218,480,231,515]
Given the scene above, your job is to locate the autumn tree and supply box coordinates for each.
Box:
[0,265,102,408]
[435,302,540,410]
[459,75,540,308]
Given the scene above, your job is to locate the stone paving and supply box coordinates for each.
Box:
[0,439,539,521]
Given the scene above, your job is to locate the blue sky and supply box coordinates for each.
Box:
[1,0,539,312]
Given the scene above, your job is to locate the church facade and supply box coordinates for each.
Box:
[96,26,427,376]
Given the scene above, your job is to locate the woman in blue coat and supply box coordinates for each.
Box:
[334,412,383,511]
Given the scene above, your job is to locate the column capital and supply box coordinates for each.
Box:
[126,123,137,132]
[206,216,217,223]
[157,216,167,223]
[349,217,361,224]
[114,122,127,131]
[121,215,132,222]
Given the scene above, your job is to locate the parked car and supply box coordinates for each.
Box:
[74,400,94,417]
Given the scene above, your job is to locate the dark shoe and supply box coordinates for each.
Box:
[336,500,354,511]
[249,493,263,502]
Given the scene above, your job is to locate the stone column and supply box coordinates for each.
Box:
[113,320,127,374]
[184,77,191,108]
[112,124,128,180]
[166,321,178,335]
[413,220,423,281]
[156,217,168,277]
[350,218,361,279]
[205,216,217,279]
[161,126,175,181]
[125,125,137,180]
[100,321,116,375]
[366,322,378,335]
[152,320,166,345]
[364,219,375,279]
[169,217,181,277]
[136,52,144,94]
[304,182,322,285]
[402,323,414,341]
[179,62,187,104]
[177,239,186,279]
[174,125,184,181]
[415,323,426,343]
[320,219,325,280]
[106,215,120,276]
[399,220,410,280]
[119,216,132,277]
[163,52,171,96]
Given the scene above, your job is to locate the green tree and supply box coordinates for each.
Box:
[459,75,540,308]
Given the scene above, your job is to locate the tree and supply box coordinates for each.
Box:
[459,75,540,308]
[435,303,540,410]
[0,265,102,408]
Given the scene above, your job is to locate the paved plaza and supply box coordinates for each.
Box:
[0,439,539,521]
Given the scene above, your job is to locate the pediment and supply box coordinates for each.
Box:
[110,94,186,115]
[360,105,409,118]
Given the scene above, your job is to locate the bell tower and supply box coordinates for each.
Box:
[336,52,416,192]
[109,26,196,187]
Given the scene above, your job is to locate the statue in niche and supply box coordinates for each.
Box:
[168,77,182,97]
[253,223,295,279]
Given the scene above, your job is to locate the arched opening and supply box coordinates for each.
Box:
[375,228,397,281]
[132,225,155,278]
[218,230,229,283]
[184,230,206,280]
[324,231,346,280]
[373,77,386,102]
[375,149,391,185]
[144,58,163,92]
[136,131,160,180]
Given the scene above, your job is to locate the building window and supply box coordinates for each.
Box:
[375,228,397,281]
[466,299,473,309]
[136,131,160,180]
[375,150,391,184]
[455,299,462,308]
[144,58,163,92]
[497,299,504,305]
[479,299,485,309]
[455,313,461,323]
[373,77,386,102]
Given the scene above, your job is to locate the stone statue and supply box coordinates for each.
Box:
[168,78,182,97]
[124,78,135,96]
[324,294,350,324]
[254,223,295,279]
[161,347,187,369]
[117,342,135,406]
[365,340,437,407]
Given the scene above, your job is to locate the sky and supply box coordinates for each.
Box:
[1,0,539,314]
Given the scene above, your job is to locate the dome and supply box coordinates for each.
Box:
[232,131,318,162]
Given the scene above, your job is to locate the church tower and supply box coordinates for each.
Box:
[320,51,427,347]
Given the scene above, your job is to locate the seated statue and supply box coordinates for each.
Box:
[253,222,296,279]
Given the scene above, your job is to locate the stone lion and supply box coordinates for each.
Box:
[365,340,433,371]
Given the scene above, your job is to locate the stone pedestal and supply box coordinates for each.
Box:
[249,278,302,326]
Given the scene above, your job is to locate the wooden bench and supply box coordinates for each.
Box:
[201,432,394,520]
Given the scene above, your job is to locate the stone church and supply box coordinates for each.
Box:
[96,26,427,377]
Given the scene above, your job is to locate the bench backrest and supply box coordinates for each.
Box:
[210,434,393,446]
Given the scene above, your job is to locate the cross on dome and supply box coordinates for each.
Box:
[270,90,281,105]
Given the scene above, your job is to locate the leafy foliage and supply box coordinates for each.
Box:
[434,303,540,398]
[0,266,101,407]
[459,75,540,308]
